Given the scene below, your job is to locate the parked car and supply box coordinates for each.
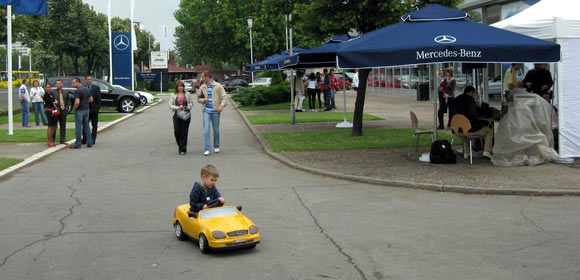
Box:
[46,77,142,113]
[333,73,351,90]
[249,77,272,87]
[224,78,249,92]
[113,85,154,106]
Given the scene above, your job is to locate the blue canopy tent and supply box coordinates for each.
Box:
[336,5,560,68]
[245,54,282,72]
[280,35,357,69]
[279,35,359,128]
[335,4,561,141]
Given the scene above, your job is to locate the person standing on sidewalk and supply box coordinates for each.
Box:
[352,69,359,91]
[294,71,305,112]
[316,72,324,109]
[329,69,338,109]
[19,79,31,127]
[54,79,69,144]
[169,80,193,155]
[70,77,93,149]
[437,68,456,129]
[307,73,317,111]
[42,83,58,147]
[197,71,227,156]
[82,74,101,145]
[30,80,48,126]
[323,69,332,111]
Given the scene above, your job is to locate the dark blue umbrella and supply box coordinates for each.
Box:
[281,35,358,69]
[337,4,561,69]
[246,48,306,72]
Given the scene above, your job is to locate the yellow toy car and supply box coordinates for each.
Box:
[172,201,260,254]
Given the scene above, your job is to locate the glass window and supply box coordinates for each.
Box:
[92,80,111,91]
[200,207,238,219]
[486,4,501,25]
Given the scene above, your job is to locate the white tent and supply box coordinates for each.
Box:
[492,0,580,158]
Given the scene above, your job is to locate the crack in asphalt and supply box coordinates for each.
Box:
[520,198,555,238]
[511,238,561,252]
[292,187,367,280]
[0,174,85,270]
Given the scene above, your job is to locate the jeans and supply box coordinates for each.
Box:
[32,102,48,125]
[74,109,93,147]
[21,100,30,126]
[324,89,331,109]
[330,89,336,108]
[203,109,220,151]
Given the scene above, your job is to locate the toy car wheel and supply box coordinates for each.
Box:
[198,233,210,254]
[174,221,185,241]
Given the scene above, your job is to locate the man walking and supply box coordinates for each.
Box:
[54,80,69,144]
[82,74,101,145]
[70,77,93,149]
[19,79,30,127]
[197,71,227,156]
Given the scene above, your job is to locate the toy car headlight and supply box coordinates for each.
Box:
[249,226,258,234]
[212,231,226,239]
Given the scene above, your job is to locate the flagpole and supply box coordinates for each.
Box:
[108,0,113,84]
[7,5,13,135]
[130,0,135,91]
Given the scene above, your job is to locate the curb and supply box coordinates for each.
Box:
[230,96,580,197]
[0,100,163,179]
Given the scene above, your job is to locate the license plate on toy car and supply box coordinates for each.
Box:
[233,239,247,245]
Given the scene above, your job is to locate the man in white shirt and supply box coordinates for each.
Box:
[353,69,359,90]
[19,79,31,127]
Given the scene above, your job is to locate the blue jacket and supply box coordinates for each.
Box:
[189,182,222,212]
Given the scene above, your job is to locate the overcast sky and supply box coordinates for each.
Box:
[82,0,180,49]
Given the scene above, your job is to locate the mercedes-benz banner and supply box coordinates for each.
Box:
[112,32,133,87]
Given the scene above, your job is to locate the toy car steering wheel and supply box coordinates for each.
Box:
[207,199,222,208]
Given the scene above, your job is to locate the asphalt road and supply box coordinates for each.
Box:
[0,97,578,280]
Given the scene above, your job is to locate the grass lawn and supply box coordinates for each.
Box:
[0,113,124,125]
[0,129,76,142]
[248,112,382,124]
[263,128,455,152]
[238,102,291,111]
[66,114,124,122]
[0,158,23,171]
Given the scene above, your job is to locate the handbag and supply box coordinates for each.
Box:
[175,109,190,120]
[175,95,191,120]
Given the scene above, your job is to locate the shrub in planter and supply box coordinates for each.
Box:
[232,81,290,106]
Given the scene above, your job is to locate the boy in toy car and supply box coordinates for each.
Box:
[190,164,226,212]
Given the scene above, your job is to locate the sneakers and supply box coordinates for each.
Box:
[214,148,220,153]
[483,151,492,159]
[203,150,210,156]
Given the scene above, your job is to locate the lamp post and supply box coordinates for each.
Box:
[247,16,254,87]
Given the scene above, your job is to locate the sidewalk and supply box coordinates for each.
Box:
[233,90,580,196]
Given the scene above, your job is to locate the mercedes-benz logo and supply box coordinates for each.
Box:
[434,35,457,44]
[114,35,130,51]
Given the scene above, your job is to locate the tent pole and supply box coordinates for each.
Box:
[7,5,13,135]
[432,64,438,140]
[336,71,352,128]
[289,13,295,125]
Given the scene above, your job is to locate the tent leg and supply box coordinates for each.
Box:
[336,73,352,128]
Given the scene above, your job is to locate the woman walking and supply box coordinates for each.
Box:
[438,68,456,129]
[169,80,193,155]
[30,80,48,126]
[307,73,317,112]
[42,83,59,147]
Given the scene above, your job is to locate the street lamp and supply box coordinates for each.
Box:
[247,16,254,87]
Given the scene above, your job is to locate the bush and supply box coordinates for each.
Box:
[271,71,286,85]
[232,81,290,106]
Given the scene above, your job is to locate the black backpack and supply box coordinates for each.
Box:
[430,140,456,164]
